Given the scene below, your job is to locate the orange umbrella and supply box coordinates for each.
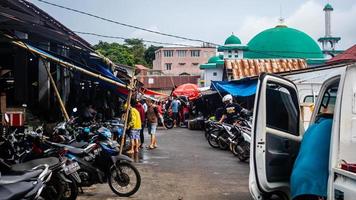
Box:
[172,83,200,100]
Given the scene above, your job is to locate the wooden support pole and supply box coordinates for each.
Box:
[41,59,70,121]
[119,71,137,155]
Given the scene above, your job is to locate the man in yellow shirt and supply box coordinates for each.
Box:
[126,100,142,154]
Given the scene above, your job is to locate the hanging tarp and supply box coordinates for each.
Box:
[10,39,130,89]
[211,79,257,97]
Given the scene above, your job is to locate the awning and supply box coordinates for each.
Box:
[10,39,130,89]
[211,79,257,97]
[141,88,168,96]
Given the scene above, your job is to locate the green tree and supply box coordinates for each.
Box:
[124,39,147,66]
[93,41,135,66]
[144,45,162,68]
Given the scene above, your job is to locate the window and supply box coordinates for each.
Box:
[228,50,232,53]
[303,95,316,103]
[234,54,239,58]
[213,72,217,76]
[165,63,172,70]
[192,63,199,66]
[266,82,299,135]
[178,63,186,66]
[191,50,200,57]
[317,81,339,115]
[163,50,174,57]
[228,55,232,58]
[177,50,187,57]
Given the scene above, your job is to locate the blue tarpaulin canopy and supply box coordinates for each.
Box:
[211,79,257,97]
[12,40,129,98]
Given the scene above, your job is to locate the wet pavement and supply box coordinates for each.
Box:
[78,127,252,200]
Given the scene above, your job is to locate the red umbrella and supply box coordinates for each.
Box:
[172,83,200,100]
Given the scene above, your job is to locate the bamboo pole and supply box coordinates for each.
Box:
[11,40,131,90]
[41,59,70,121]
[119,71,137,155]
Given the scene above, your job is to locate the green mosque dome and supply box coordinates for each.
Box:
[244,25,324,60]
[224,34,242,45]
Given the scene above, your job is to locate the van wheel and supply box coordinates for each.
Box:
[263,192,288,200]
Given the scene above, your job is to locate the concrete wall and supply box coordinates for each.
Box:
[203,68,224,87]
[153,47,216,76]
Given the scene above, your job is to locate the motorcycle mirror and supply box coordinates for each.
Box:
[4,113,10,123]
[73,107,78,113]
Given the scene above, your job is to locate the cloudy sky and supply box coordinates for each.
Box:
[31,0,356,50]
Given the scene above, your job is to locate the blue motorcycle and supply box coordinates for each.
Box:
[49,126,141,197]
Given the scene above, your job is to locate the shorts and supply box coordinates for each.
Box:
[130,129,141,140]
[173,112,179,121]
[147,123,157,135]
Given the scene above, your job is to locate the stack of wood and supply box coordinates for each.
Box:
[225,59,307,80]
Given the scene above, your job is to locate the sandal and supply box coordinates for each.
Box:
[148,145,155,149]
[126,150,134,154]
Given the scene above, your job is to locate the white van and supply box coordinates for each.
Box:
[249,63,356,200]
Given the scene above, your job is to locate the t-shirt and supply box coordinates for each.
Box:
[223,103,242,124]
[135,103,145,123]
[146,105,159,123]
[171,100,180,113]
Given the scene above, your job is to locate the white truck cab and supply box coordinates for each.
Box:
[249,63,356,200]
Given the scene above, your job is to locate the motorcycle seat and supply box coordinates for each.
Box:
[0,180,39,200]
[11,157,59,171]
[69,141,88,148]
[50,142,95,155]
[0,169,42,184]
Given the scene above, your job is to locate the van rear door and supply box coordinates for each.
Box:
[250,74,303,199]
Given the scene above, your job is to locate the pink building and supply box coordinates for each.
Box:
[153,47,216,76]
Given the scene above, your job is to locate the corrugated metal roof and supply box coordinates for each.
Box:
[327,45,356,64]
[225,59,307,80]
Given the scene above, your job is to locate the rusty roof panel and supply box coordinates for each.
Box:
[225,59,307,80]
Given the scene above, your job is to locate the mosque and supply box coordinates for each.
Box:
[200,3,342,87]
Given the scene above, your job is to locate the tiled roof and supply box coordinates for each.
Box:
[327,45,356,65]
[135,64,149,70]
[225,59,307,80]
[140,75,200,90]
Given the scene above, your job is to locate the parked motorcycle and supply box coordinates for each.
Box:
[0,163,52,200]
[48,126,141,197]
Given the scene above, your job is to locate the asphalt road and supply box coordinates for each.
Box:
[78,127,252,200]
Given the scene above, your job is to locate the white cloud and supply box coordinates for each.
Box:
[236,0,356,50]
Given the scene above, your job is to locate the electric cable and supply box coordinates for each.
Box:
[36,0,219,46]
[74,31,196,47]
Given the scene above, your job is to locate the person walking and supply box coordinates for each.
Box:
[126,100,142,154]
[146,99,159,149]
[135,99,146,148]
[156,101,167,129]
[170,97,181,127]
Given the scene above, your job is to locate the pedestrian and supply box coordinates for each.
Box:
[141,99,148,113]
[170,97,181,127]
[135,99,146,148]
[126,100,142,154]
[146,99,159,149]
[156,101,167,129]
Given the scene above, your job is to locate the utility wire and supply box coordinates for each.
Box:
[36,0,219,46]
[74,31,196,47]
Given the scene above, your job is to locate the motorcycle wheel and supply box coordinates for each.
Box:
[229,143,239,156]
[207,132,219,148]
[61,175,79,200]
[164,119,174,129]
[217,136,229,150]
[236,142,250,162]
[108,162,141,197]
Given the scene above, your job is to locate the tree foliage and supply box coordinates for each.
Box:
[145,45,162,67]
[93,40,162,68]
